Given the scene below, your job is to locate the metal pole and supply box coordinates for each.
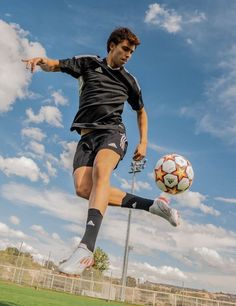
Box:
[46,251,51,270]
[120,159,146,301]
[108,270,113,301]
[120,172,135,301]
[12,241,23,282]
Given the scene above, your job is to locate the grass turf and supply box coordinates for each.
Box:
[0,281,135,306]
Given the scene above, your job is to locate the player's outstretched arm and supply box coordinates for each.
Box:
[21,57,60,73]
[133,106,148,161]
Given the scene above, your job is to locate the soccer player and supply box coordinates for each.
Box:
[22,27,179,276]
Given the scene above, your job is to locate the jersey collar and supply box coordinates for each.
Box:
[103,58,123,71]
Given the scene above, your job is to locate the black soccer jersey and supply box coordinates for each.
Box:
[59,55,144,134]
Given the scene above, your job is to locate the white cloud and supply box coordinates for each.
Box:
[109,251,236,293]
[27,140,45,157]
[0,239,14,251]
[31,224,48,237]
[59,141,77,171]
[0,155,49,183]
[174,191,220,216]
[0,20,46,113]
[25,106,63,127]
[187,11,206,24]
[193,247,224,267]
[185,271,236,294]
[16,242,45,263]
[214,197,236,204]
[148,142,170,153]
[182,44,236,144]
[52,232,62,241]
[21,127,46,141]
[9,216,20,225]
[113,173,152,192]
[186,38,193,45]
[45,161,57,177]
[0,222,27,239]
[108,254,186,282]
[141,262,186,280]
[135,180,152,191]
[51,90,68,106]
[100,207,236,275]
[144,3,206,34]
[1,182,236,279]
[64,223,84,235]
[144,3,182,33]
[1,182,87,224]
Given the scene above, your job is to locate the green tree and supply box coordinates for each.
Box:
[44,260,57,270]
[5,247,19,256]
[127,276,137,287]
[93,247,109,273]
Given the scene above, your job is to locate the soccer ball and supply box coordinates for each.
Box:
[154,153,194,194]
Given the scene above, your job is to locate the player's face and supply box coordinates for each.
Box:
[109,40,136,68]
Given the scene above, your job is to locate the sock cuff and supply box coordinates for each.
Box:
[88,208,103,217]
[121,193,153,211]
[121,193,135,207]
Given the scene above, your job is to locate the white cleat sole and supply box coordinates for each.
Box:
[58,243,94,276]
[149,197,180,227]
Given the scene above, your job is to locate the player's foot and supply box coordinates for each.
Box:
[149,196,180,227]
[58,243,94,276]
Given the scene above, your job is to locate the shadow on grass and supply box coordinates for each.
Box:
[0,302,20,306]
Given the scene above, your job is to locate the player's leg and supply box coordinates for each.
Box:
[74,167,126,204]
[112,191,179,227]
[74,166,179,227]
[59,148,120,275]
[88,148,121,213]
[79,148,120,254]
[73,166,93,200]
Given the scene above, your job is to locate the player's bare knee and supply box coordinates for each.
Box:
[75,184,91,199]
[92,164,111,183]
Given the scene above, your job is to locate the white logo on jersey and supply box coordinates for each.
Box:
[78,76,84,96]
[95,67,103,73]
[120,134,127,151]
[132,202,137,209]
[87,220,95,226]
[108,143,117,149]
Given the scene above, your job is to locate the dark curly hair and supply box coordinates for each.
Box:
[107,27,141,53]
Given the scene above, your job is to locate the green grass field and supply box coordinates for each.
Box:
[0,281,136,306]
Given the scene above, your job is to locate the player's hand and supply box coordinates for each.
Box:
[133,142,147,161]
[21,57,45,73]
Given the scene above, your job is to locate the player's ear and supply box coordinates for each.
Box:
[109,42,116,52]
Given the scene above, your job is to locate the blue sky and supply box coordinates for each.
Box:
[0,0,236,294]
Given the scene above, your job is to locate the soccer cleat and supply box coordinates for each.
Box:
[58,243,94,276]
[149,196,180,227]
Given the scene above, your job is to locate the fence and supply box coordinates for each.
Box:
[0,264,235,306]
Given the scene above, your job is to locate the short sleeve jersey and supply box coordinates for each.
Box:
[59,55,144,134]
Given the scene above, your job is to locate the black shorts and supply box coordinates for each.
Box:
[73,129,128,172]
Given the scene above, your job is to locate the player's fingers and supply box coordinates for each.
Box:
[31,62,36,73]
[21,58,37,72]
[24,60,34,71]
[32,59,41,72]
[133,153,144,161]
[28,62,32,71]
[23,60,30,69]
[80,257,94,267]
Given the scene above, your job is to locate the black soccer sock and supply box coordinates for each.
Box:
[80,208,103,252]
[121,193,154,211]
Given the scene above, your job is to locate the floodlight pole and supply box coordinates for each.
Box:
[12,241,23,282]
[120,159,146,301]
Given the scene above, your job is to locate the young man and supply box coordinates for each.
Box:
[23,28,179,276]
